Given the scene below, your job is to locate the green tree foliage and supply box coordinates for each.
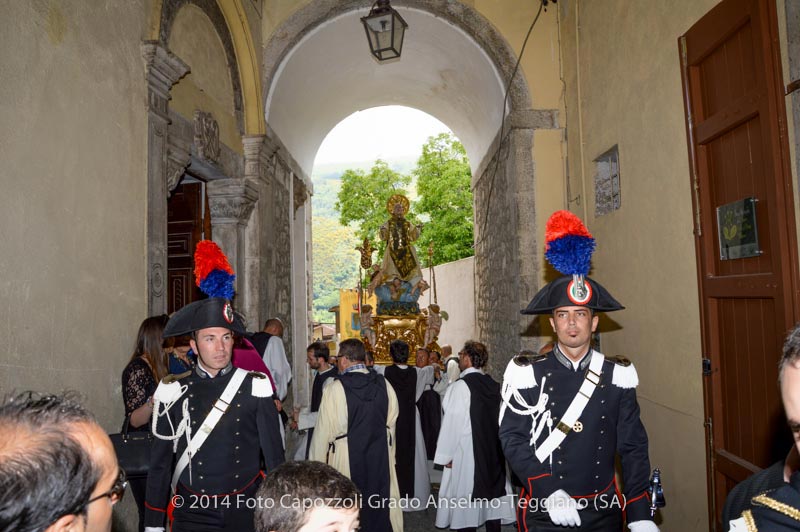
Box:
[311,217,360,322]
[335,159,413,254]
[414,133,474,266]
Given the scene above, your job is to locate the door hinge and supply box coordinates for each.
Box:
[702,358,712,376]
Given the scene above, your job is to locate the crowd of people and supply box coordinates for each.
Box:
[3,215,800,532]
[6,283,800,531]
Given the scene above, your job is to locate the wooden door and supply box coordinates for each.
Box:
[679,0,799,528]
[167,181,211,314]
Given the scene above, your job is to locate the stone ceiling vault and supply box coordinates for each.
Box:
[265,6,508,176]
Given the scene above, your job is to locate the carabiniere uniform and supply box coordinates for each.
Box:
[144,298,285,532]
[499,274,655,531]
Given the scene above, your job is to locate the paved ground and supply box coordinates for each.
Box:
[402,485,518,531]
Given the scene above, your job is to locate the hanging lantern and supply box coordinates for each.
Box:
[361,0,408,62]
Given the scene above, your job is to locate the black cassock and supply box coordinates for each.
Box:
[339,371,393,532]
[417,383,441,460]
[384,365,417,498]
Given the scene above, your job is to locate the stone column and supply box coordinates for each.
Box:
[141,41,189,315]
[241,135,270,329]
[291,179,312,407]
[207,179,259,312]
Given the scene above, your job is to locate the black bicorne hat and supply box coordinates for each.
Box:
[521,275,624,315]
[163,297,247,337]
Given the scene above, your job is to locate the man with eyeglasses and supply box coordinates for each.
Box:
[499,211,657,531]
[0,391,125,532]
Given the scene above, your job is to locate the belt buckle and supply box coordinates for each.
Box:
[585,368,601,386]
[213,398,230,413]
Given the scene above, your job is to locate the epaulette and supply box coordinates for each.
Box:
[502,354,543,392]
[605,355,631,367]
[154,371,192,404]
[604,355,638,389]
[249,371,273,398]
[499,354,546,424]
[162,370,192,384]
[514,352,549,366]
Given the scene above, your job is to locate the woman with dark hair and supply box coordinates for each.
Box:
[121,314,169,532]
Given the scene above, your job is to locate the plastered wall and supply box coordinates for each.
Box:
[168,4,241,153]
[422,257,478,352]
[0,0,148,430]
[559,1,724,528]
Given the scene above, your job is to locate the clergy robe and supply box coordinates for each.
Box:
[383,364,434,511]
[434,367,516,530]
[294,365,336,460]
[417,379,442,460]
[309,368,403,532]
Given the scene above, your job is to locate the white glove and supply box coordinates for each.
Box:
[144,528,165,532]
[545,489,581,527]
[728,517,747,532]
[628,521,659,532]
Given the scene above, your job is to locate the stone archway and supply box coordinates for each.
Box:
[142,0,275,327]
[262,1,558,367]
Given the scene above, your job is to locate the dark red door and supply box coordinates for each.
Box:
[167,181,211,313]
[679,0,800,528]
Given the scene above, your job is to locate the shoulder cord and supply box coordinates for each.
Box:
[151,386,195,484]
[501,376,553,464]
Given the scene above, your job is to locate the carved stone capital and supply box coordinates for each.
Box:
[141,41,189,115]
[194,110,221,163]
[242,135,267,182]
[166,135,191,195]
[207,179,259,225]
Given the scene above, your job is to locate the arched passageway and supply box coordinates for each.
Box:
[264,0,557,369]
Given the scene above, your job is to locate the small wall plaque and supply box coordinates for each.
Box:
[716,197,761,260]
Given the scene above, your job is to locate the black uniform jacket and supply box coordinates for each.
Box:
[144,364,285,528]
[498,349,654,524]
[743,470,800,530]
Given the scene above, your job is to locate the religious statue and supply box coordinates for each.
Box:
[366,264,383,298]
[374,195,426,315]
[353,193,445,364]
[359,304,376,348]
[424,304,442,347]
[411,279,430,299]
[379,194,423,287]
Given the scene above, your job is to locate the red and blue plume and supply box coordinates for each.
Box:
[544,210,595,276]
[194,240,236,299]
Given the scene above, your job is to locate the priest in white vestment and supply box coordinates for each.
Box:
[434,342,516,530]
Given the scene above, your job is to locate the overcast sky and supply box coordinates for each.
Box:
[313,105,452,166]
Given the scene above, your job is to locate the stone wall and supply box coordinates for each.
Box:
[558,1,720,528]
[473,131,525,375]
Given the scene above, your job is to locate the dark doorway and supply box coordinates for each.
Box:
[167,180,211,313]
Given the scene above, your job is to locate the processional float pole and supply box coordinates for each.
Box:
[356,237,375,308]
[428,242,437,305]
